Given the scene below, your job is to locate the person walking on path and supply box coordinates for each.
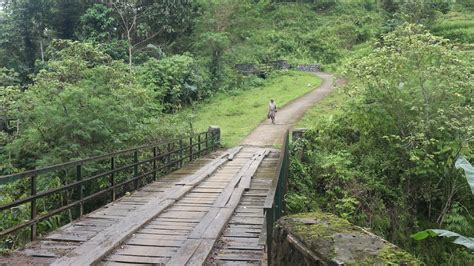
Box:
[268,99,277,124]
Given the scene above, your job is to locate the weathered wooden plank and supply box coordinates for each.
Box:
[22,249,58,258]
[148,220,197,226]
[234,212,264,218]
[102,261,150,266]
[160,211,205,219]
[223,231,260,238]
[152,217,202,223]
[221,237,260,245]
[51,148,240,265]
[114,245,177,257]
[104,254,168,264]
[215,250,263,261]
[46,232,93,242]
[187,207,221,239]
[144,224,194,230]
[201,208,235,239]
[192,188,223,193]
[127,238,183,247]
[165,239,201,266]
[167,205,209,212]
[132,234,187,241]
[229,217,264,225]
[139,229,189,235]
[186,239,216,265]
[225,245,264,251]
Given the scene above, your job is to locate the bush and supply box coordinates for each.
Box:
[139,54,206,113]
[289,24,474,264]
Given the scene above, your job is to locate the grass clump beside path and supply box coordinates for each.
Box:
[189,71,321,147]
[296,87,347,129]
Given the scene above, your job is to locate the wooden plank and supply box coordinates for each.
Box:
[127,238,183,247]
[221,237,260,245]
[132,234,187,241]
[51,147,240,265]
[215,250,263,261]
[114,245,177,257]
[160,211,205,219]
[175,146,242,186]
[229,217,264,225]
[105,254,168,264]
[192,188,223,193]
[186,239,216,265]
[167,205,209,212]
[139,229,189,235]
[201,208,235,239]
[165,239,201,266]
[187,207,220,239]
[46,232,92,242]
[22,249,58,258]
[148,220,197,226]
[102,261,149,266]
[144,224,194,230]
[213,157,255,208]
[225,245,264,251]
[173,149,268,265]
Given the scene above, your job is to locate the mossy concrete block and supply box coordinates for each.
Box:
[272,211,421,265]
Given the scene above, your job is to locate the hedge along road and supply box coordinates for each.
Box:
[241,72,340,147]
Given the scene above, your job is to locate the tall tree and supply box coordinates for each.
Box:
[111,0,198,68]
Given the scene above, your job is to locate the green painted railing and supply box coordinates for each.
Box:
[264,129,290,265]
[0,132,216,243]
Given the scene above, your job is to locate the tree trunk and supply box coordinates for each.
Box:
[40,38,45,63]
[127,32,132,71]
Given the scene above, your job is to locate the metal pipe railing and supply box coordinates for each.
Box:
[0,131,217,243]
[263,129,290,265]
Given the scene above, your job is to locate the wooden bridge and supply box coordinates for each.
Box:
[1,72,334,265]
[0,131,289,266]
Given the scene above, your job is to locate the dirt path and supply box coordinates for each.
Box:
[240,72,337,147]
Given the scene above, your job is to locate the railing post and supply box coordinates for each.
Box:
[167,143,172,172]
[30,175,37,241]
[179,139,184,168]
[153,147,157,181]
[205,132,209,153]
[198,134,202,157]
[110,157,115,201]
[133,151,138,189]
[76,165,83,216]
[189,136,193,162]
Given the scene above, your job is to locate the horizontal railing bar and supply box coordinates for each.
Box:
[0,146,187,211]
[0,141,210,211]
[0,133,209,184]
[1,158,178,237]
[0,135,210,237]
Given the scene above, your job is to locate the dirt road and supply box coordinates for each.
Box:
[240,72,337,147]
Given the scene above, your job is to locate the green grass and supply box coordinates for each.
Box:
[187,71,321,147]
[432,12,474,43]
[296,86,347,128]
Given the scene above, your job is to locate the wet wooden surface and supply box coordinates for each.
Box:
[4,146,279,266]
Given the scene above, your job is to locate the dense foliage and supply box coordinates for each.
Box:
[289,22,473,266]
[1,0,473,263]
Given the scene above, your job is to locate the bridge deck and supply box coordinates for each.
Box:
[7,146,279,265]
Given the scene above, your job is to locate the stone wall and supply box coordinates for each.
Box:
[271,212,420,265]
[295,64,321,72]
